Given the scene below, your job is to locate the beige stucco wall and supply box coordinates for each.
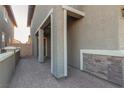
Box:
[67,5,120,68]
[31,5,82,57]
[0,52,15,87]
[0,49,20,87]
[4,6,14,46]
[118,6,124,49]
[31,5,65,77]
[0,5,14,48]
[30,5,54,57]
[31,5,122,77]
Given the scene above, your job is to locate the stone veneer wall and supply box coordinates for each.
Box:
[83,53,123,86]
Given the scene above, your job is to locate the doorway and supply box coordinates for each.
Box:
[43,23,51,61]
[63,6,85,76]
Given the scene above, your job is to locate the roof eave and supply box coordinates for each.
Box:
[27,5,35,27]
[4,5,17,27]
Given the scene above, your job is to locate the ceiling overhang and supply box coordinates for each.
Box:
[27,5,35,27]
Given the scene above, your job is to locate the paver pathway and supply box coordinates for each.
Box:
[9,57,120,88]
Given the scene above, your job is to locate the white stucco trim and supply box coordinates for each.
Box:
[80,50,83,70]
[62,5,85,17]
[35,8,53,34]
[64,9,67,77]
[38,29,44,63]
[51,13,53,74]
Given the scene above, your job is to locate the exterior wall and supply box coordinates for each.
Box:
[31,5,82,57]
[118,6,124,49]
[4,6,14,46]
[0,5,14,49]
[68,5,83,11]
[0,49,20,87]
[0,6,5,48]
[11,43,32,57]
[30,5,121,77]
[0,53,15,87]
[30,5,54,57]
[31,5,67,78]
[67,5,120,69]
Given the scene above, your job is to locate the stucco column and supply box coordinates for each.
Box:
[0,32,2,49]
[51,8,67,78]
[32,34,38,57]
[5,33,9,46]
[38,29,44,63]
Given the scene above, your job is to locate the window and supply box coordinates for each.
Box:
[2,32,5,42]
[5,18,8,23]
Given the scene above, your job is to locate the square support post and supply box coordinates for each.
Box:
[51,8,67,78]
[33,34,38,57]
[64,9,67,77]
[38,29,44,63]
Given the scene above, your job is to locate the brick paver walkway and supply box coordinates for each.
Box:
[9,57,120,88]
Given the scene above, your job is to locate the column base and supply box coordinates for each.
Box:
[38,59,44,63]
